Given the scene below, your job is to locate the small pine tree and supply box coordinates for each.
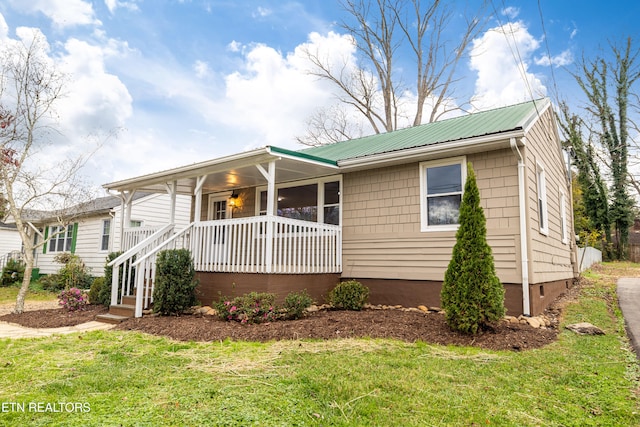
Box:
[440,163,505,334]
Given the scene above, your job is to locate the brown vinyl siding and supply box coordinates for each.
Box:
[341,148,521,284]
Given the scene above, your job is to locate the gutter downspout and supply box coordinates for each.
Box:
[510,138,531,316]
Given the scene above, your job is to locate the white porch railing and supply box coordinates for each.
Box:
[190,216,342,274]
[122,225,165,251]
[109,224,175,309]
[112,216,342,317]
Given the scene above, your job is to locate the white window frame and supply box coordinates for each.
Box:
[255,175,342,225]
[100,219,111,252]
[207,193,231,220]
[129,219,143,228]
[419,156,467,232]
[48,225,73,253]
[536,161,548,236]
[559,186,567,244]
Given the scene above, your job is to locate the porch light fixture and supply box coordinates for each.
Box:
[228,191,239,208]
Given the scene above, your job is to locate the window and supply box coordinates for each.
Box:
[101,219,111,251]
[257,178,341,225]
[47,224,74,253]
[537,162,548,235]
[559,187,567,244]
[420,157,466,231]
[129,220,142,227]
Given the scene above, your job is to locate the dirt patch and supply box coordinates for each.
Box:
[0,305,108,328]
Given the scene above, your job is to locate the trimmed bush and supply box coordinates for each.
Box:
[440,163,505,335]
[214,292,277,324]
[328,280,369,310]
[1,258,25,287]
[283,290,313,319]
[152,249,198,315]
[88,277,110,306]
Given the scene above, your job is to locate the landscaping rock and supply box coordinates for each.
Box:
[429,306,442,313]
[504,315,519,323]
[306,305,319,313]
[525,317,542,329]
[565,322,605,335]
[417,305,429,312]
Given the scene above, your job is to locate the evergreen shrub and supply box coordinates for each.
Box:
[1,258,25,287]
[440,163,505,334]
[88,277,110,306]
[328,280,369,310]
[152,249,198,315]
[282,289,313,319]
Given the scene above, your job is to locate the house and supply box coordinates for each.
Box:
[0,222,23,270]
[8,193,191,276]
[102,98,578,319]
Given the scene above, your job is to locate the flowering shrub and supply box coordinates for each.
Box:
[58,287,89,312]
[214,292,277,324]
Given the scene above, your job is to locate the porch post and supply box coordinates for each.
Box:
[256,160,276,273]
[193,176,207,223]
[165,180,177,224]
[119,191,135,251]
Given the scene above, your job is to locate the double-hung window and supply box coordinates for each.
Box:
[537,162,548,235]
[420,157,466,231]
[48,224,74,253]
[559,187,567,244]
[101,219,111,251]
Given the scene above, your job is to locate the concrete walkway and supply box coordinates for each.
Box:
[0,320,114,339]
[617,277,640,358]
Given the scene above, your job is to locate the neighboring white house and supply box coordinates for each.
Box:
[0,222,23,270]
[11,193,191,276]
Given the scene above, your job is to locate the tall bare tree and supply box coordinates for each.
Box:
[571,38,640,259]
[0,31,94,313]
[298,0,487,146]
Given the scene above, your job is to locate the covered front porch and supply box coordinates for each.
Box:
[101,147,343,319]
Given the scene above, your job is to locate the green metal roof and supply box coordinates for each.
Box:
[297,98,548,163]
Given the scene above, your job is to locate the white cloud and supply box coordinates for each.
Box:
[193,60,210,78]
[253,7,272,18]
[9,0,100,29]
[535,49,573,68]
[104,0,140,14]
[0,14,8,39]
[227,40,242,53]
[469,21,547,110]
[501,7,519,20]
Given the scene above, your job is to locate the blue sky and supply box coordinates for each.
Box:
[0,0,638,193]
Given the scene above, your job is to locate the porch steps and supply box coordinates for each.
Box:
[95,313,130,324]
[96,295,138,324]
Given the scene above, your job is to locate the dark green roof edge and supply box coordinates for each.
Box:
[269,145,338,166]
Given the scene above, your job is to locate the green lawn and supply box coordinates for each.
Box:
[0,283,57,304]
[0,263,639,426]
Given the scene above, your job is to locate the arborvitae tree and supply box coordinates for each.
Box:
[440,163,505,334]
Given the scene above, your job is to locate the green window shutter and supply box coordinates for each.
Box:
[70,223,78,254]
[43,226,49,254]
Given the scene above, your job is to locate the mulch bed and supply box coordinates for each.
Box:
[0,305,108,328]
[0,287,581,351]
[115,309,558,351]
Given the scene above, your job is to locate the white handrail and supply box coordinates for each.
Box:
[108,224,175,267]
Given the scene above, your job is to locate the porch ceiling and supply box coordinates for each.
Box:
[103,147,339,195]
